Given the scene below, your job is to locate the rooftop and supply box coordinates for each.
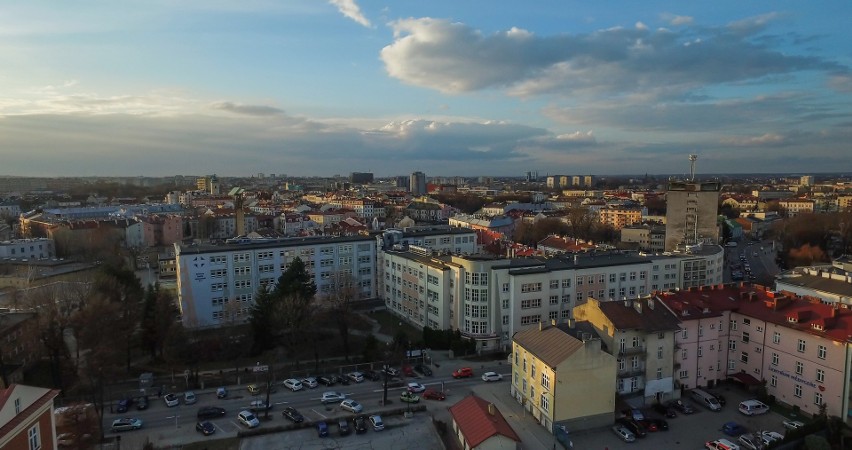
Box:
[448,395,521,448]
[513,323,585,368]
[595,297,682,333]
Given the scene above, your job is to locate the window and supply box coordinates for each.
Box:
[740,352,748,363]
[28,425,40,450]
[743,318,751,325]
[817,369,825,383]
[815,392,823,406]
[15,398,21,414]
[730,320,737,331]
[562,278,571,288]
[521,282,542,293]
[657,346,663,359]
[656,368,662,379]
[523,359,527,372]
[679,370,688,379]
[609,274,616,283]
[531,364,536,378]
[682,349,687,360]
[681,329,688,339]
[541,373,550,389]
[773,331,780,344]
[772,353,779,366]
[502,283,509,293]
[728,359,735,370]
[742,331,750,343]
[728,340,736,351]
[502,299,509,309]
[530,386,535,400]
[698,346,703,357]
[770,375,777,387]
[618,358,625,370]
[632,356,640,369]
[520,315,541,325]
[632,336,639,348]
[550,280,559,289]
[797,339,806,353]
[540,393,550,412]
[698,325,703,337]
[795,361,804,375]
[576,276,583,286]
[818,345,827,360]
[794,384,802,398]
[549,295,559,305]
[521,299,541,309]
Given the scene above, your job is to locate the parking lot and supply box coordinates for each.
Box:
[569,384,795,449]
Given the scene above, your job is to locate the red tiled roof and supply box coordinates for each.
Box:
[596,298,682,332]
[449,395,520,448]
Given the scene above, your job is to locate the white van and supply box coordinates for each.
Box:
[691,388,722,411]
[738,399,769,416]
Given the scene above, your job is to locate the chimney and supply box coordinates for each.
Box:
[488,403,496,415]
[539,321,545,331]
[648,298,655,310]
[567,318,576,329]
[634,300,643,314]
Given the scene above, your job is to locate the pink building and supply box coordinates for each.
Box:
[657,284,852,420]
[143,215,183,247]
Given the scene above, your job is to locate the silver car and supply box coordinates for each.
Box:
[321,391,346,404]
[612,425,635,442]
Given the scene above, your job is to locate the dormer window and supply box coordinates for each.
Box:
[811,323,824,331]
[787,316,798,323]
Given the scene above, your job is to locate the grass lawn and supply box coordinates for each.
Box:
[369,310,421,344]
[182,437,239,450]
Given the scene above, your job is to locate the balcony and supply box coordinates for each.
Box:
[617,367,645,378]
[618,347,646,357]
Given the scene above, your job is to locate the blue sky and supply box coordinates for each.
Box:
[1,1,850,177]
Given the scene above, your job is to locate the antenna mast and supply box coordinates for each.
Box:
[688,154,698,181]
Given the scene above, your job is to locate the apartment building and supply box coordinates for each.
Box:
[656,284,852,420]
[175,235,378,328]
[0,238,54,260]
[511,321,616,432]
[620,225,665,253]
[598,206,643,230]
[665,181,721,251]
[573,297,682,405]
[0,312,40,388]
[775,260,852,306]
[0,384,61,450]
[778,198,815,217]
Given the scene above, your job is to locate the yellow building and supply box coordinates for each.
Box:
[510,321,617,432]
[598,206,642,230]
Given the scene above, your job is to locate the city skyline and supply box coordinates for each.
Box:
[1,1,851,177]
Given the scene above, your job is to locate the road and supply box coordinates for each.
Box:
[103,363,510,446]
[723,239,780,287]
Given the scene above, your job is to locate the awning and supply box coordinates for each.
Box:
[729,372,762,386]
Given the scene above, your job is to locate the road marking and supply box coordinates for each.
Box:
[311,408,327,419]
[273,401,289,405]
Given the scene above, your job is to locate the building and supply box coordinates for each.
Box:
[0,239,54,260]
[449,395,521,450]
[800,175,815,187]
[410,171,427,196]
[573,297,682,405]
[599,206,643,230]
[778,198,815,217]
[775,260,852,307]
[511,321,616,432]
[620,225,666,253]
[655,284,852,421]
[0,384,61,450]
[0,312,39,389]
[665,181,721,251]
[349,172,374,184]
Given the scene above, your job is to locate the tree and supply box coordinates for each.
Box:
[249,286,278,354]
[140,284,178,360]
[323,271,358,361]
[92,264,144,372]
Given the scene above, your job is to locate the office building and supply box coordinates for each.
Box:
[410,171,427,196]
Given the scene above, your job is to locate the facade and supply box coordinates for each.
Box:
[573,297,681,404]
[410,171,427,196]
[664,181,721,251]
[775,262,852,307]
[174,235,378,328]
[778,198,815,217]
[349,172,374,184]
[620,225,665,253]
[599,206,643,230]
[0,384,61,450]
[0,239,54,260]
[142,215,183,247]
[511,322,616,432]
[0,312,40,389]
[449,395,520,450]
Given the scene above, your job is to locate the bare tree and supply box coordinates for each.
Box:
[323,271,358,362]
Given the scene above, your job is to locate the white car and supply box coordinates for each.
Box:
[738,433,762,450]
[760,430,784,445]
[783,420,805,430]
[340,399,363,413]
[249,400,272,411]
[321,391,346,404]
[301,377,318,389]
[407,382,426,393]
[238,410,260,428]
[612,425,635,442]
[369,415,384,431]
[163,393,179,407]
[111,418,143,432]
[183,391,197,405]
[347,371,364,383]
[283,379,303,392]
[481,372,503,382]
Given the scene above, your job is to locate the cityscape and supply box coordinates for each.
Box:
[2,2,852,450]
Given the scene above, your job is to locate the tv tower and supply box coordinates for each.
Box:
[688,154,698,181]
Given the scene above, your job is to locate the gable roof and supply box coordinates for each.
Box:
[0,384,60,438]
[513,323,585,368]
[596,297,682,332]
[449,395,520,448]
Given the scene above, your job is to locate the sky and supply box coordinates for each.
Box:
[1,1,851,178]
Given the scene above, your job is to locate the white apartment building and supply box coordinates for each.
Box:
[0,238,55,260]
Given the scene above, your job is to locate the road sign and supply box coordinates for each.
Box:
[253,365,269,373]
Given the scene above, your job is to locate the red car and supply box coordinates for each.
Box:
[452,367,473,379]
[402,365,415,377]
[422,389,446,400]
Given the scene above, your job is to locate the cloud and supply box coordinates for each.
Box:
[556,130,596,143]
[380,15,844,99]
[210,102,285,116]
[329,0,371,28]
[720,133,787,146]
[661,13,693,26]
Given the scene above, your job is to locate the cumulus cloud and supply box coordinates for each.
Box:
[329,0,371,28]
[556,130,596,143]
[210,102,285,116]
[380,15,843,100]
[660,13,693,26]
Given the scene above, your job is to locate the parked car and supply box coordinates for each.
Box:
[452,367,474,378]
[318,375,336,386]
[382,366,400,377]
[216,387,228,399]
[354,416,368,434]
[628,408,645,421]
[238,410,260,428]
[722,421,747,437]
[369,415,384,431]
[414,364,433,376]
[364,370,382,381]
[195,421,215,436]
[642,420,658,432]
[347,372,365,383]
[738,433,763,450]
[197,406,226,420]
[706,438,741,450]
[111,418,143,432]
[400,392,420,403]
[407,382,426,393]
[247,384,260,395]
[611,425,636,442]
[301,377,318,389]
[163,393,179,407]
[116,398,132,413]
[184,391,197,405]
[669,399,695,414]
[481,372,503,382]
[321,391,347,404]
[653,402,677,418]
[709,392,727,406]
[783,420,805,430]
[135,396,148,410]
[760,430,784,445]
[316,421,329,437]
[338,418,351,436]
[402,365,415,377]
[617,418,647,438]
[283,379,303,392]
[282,407,304,423]
[646,418,669,431]
[386,377,405,388]
[341,399,364,413]
[423,389,446,400]
[249,400,272,412]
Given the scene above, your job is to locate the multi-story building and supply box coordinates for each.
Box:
[142,215,184,247]
[620,225,665,253]
[665,181,721,251]
[778,198,815,217]
[599,206,643,230]
[573,297,682,405]
[775,259,852,307]
[0,312,40,388]
[0,384,61,450]
[0,239,54,260]
[656,284,852,421]
[350,172,374,184]
[410,171,427,196]
[174,235,378,328]
[511,321,616,432]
